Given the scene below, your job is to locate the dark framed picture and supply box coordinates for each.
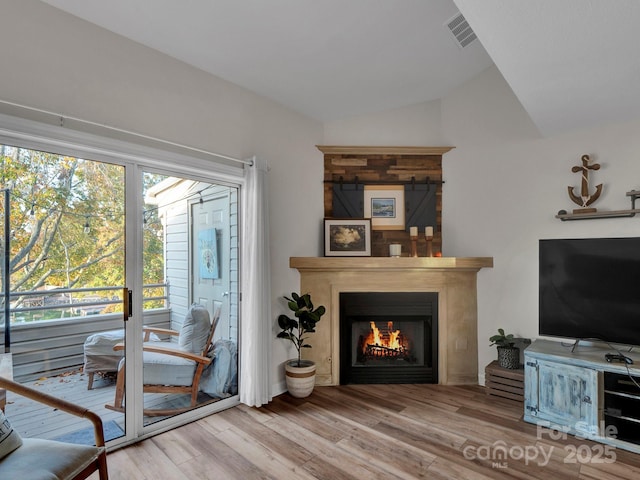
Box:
[324,218,372,256]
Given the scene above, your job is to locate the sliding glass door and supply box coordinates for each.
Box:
[1,144,128,443]
[1,137,241,446]
[135,170,239,429]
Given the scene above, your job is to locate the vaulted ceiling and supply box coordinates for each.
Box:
[41,0,640,137]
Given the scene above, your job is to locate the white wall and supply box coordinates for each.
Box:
[324,100,443,145]
[0,1,324,396]
[323,64,640,384]
[442,65,640,382]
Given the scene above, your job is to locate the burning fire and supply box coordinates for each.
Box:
[367,321,401,350]
[359,321,410,360]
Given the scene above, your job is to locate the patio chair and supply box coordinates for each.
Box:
[83,328,160,390]
[105,303,221,416]
[0,376,109,480]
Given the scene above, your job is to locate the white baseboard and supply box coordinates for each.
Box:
[272,381,287,398]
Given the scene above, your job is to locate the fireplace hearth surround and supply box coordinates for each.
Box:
[290,257,493,386]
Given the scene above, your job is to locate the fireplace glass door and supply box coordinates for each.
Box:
[340,292,438,384]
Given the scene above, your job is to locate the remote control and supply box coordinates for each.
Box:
[605,353,634,365]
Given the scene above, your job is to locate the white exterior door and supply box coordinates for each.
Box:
[191,190,231,340]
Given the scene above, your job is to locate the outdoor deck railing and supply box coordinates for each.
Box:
[1,283,170,381]
[8,283,168,321]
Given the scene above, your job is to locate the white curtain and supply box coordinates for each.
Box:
[240,156,273,406]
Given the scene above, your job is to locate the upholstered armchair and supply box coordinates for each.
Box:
[0,376,108,480]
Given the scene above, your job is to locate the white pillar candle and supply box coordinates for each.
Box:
[389,244,402,257]
[410,226,418,236]
[425,226,434,237]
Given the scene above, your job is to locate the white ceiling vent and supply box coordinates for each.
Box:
[444,12,477,49]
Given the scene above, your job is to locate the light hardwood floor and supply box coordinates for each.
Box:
[95,384,640,479]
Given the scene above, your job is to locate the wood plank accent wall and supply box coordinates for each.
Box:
[318,146,453,257]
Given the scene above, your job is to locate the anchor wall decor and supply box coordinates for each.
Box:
[568,154,602,213]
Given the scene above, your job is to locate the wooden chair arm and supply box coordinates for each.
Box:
[0,376,105,447]
[142,344,213,365]
[112,324,179,348]
[143,326,179,340]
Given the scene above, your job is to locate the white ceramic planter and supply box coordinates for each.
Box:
[285,359,316,398]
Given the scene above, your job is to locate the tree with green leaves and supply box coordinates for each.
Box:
[1,144,129,318]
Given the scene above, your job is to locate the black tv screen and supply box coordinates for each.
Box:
[539,237,640,347]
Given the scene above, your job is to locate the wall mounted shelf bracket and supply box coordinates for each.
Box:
[556,190,640,221]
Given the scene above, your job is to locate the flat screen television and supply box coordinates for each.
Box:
[539,237,640,347]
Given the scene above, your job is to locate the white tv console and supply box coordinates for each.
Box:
[524,339,640,454]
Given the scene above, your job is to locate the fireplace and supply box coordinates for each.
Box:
[290,256,493,385]
[340,292,438,384]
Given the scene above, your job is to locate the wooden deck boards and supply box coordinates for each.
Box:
[4,370,221,440]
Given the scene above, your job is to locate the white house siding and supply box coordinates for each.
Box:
[158,181,239,343]
[159,181,191,331]
[228,188,239,343]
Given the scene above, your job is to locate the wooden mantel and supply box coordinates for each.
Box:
[290,256,493,386]
[316,145,455,156]
[290,256,492,271]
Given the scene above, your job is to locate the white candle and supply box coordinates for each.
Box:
[410,226,418,236]
[425,226,434,237]
[389,244,402,257]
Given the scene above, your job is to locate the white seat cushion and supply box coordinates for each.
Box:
[117,345,197,387]
[84,328,161,373]
[0,438,103,480]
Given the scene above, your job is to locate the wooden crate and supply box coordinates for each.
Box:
[485,360,524,402]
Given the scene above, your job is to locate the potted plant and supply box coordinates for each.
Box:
[276,292,326,398]
[489,328,520,369]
